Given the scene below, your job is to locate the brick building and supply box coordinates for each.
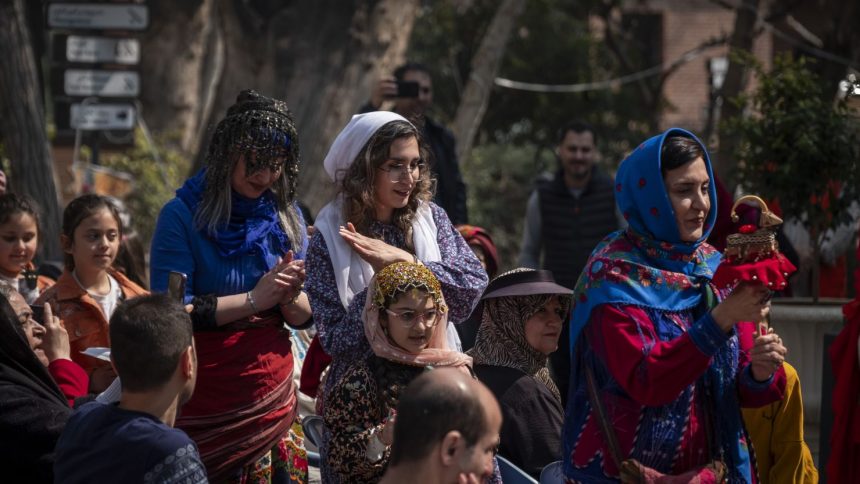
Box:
[620,0,773,133]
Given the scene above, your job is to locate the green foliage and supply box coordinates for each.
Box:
[408,0,655,166]
[409,0,664,271]
[726,54,859,246]
[98,130,190,248]
[462,142,555,271]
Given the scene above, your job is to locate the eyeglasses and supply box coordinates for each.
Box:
[378,161,424,182]
[384,308,440,328]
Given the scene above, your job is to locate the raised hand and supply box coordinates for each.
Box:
[41,303,71,362]
[370,77,398,109]
[711,282,771,333]
[750,325,787,381]
[339,222,414,272]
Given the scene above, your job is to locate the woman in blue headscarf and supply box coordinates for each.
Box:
[561,129,788,483]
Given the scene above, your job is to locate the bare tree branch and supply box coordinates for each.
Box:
[597,0,656,108]
[453,0,527,165]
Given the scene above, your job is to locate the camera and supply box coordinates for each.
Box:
[396,81,420,98]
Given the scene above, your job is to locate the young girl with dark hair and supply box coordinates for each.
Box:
[0,194,55,303]
[35,194,147,393]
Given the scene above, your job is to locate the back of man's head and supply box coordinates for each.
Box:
[109,294,193,392]
[389,368,490,466]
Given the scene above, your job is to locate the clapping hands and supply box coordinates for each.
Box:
[250,250,306,311]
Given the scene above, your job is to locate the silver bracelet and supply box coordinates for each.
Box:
[247,291,259,313]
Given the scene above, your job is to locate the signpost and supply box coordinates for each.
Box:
[60,35,140,64]
[48,3,149,30]
[64,69,140,97]
[48,1,147,153]
[70,103,136,130]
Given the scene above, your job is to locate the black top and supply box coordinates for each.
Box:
[55,401,207,483]
[473,364,563,479]
[0,295,70,483]
[537,167,618,407]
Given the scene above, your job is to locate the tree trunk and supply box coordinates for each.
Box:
[452,0,526,165]
[716,0,760,192]
[138,0,220,154]
[148,0,421,213]
[282,0,421,212]
[0,0,62,260]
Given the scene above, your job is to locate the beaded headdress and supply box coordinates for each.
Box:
[202,89,301,201]
[371,262,447,312]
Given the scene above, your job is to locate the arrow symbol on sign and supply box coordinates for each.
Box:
[128,8,143,25]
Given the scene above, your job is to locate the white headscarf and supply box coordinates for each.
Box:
[315,112,443,309]
[323,111,411,183]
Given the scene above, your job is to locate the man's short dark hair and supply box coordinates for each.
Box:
[109,294,193,392]
[557,120,597,145]
[394,62,432,81]
[388,371,487,465]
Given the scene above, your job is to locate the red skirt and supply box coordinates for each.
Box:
[177,315,296,481]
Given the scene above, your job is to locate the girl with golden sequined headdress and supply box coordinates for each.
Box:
[324,262,471,482]
[149,90,312,481]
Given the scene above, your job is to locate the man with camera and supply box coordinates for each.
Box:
[361,62,469,225]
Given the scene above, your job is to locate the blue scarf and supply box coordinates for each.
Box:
[569,127,721,347]
[176,170,292,259]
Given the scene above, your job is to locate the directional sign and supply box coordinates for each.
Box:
[48,3,149,31]
[70,103,136,130]
[64,35,140,64]
[64,69,139,97]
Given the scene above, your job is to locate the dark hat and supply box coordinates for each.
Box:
[481,269,573,300]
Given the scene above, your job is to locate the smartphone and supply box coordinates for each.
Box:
[167,271,187,303]
[20,270,38,291]
[29,304,44,324]
[396,80,420,98]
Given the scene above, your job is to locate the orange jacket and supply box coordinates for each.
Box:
[35,269,148,376]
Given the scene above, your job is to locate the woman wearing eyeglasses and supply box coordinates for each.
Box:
[323,262,473,483]
[306,112,488,482]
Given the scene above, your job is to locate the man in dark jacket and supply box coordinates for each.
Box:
[360,62,468,225]
[518,121,622,405]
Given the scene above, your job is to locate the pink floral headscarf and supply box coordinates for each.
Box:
[363,262,472,373]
